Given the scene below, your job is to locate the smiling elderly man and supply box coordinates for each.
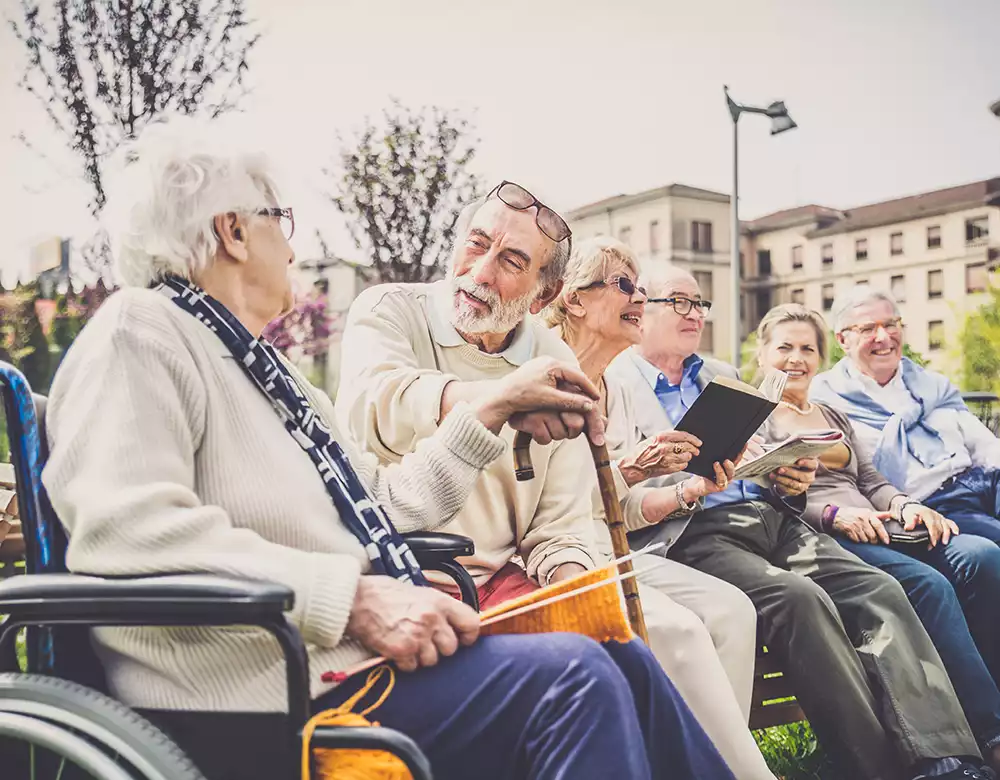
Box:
[607,266,985,780]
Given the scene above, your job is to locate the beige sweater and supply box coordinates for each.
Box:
[42,288,506,712]
[335,281,598,586]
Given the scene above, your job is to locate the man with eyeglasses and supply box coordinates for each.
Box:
[607,268,987,780]
[333,183,738,776]
[814,286,1000,549]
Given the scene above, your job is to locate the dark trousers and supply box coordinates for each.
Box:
[925,466,1000,545]
[839,534,1000,749]
[316,634,735,780]
[666,501,979,780]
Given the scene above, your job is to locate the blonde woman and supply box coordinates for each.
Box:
[757,303,1000,774]
[544,236,777,780]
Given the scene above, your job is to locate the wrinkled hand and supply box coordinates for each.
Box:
[346,576,480,672]
[769,457,818,496]
[478,357,605,445]
[900,503,959,549]
[619,431,703,486]
[833,507,893,544]
[685,459,738,498]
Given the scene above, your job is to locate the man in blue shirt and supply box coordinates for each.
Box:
[607,266,985,780]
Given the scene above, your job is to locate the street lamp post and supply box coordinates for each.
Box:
[724,86,797,369]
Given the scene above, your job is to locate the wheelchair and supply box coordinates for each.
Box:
[0,361,480,779]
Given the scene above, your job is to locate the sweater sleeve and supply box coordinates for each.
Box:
[43,321,360,651]
[335,286,458,462]
[827,406,901,512]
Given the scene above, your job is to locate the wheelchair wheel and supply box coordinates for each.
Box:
[0,673,206,780]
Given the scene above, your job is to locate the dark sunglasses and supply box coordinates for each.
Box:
[647,296,712,316]
[581,275,647,299]
[257,207,295,240]
[487,181,572,244]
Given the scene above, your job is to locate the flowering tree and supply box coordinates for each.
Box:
[262,293,338,386]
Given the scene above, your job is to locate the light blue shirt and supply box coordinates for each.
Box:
[634,352,767,509]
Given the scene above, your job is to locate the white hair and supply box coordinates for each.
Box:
[103,116,282,288]
[829,285,901,333]
[643,263,696,298]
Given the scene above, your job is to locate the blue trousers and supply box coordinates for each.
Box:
[315,634,734,780]
[838,534,1000,748]
[924,466,1000,545]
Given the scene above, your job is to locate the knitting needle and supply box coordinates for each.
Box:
[323,562,654,684]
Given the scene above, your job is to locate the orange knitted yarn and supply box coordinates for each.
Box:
[303,666,412,780]
[480,564,634,644]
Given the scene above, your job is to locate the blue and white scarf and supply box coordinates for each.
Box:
[810,357,968,490]
[158,276,427,585]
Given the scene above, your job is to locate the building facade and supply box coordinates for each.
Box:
[741,178,1000,371]
[566,184,735,360]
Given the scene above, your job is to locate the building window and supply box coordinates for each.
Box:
[928,269,944,299]
[928,320,944,351]
[702,322,714,353]
[619,226,632,246]
[649,221,660,254]
[927,225,941,249]
[822,283,835,310]
[691,221,713,252]
[790,288,805,305]
[890,232,903,256]
[967,216,990,244]
[822,244,834,267]
[693,270,714,299]
[856,278,868,287]
[757,250,772,276]
[791,245,803,270]
[855,238,868,260]
[891,274,906,303]
[967,262,989,294]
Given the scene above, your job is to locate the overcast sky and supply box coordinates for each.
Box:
[2,0,999,283]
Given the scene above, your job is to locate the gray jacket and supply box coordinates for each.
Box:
[605,349,740,551]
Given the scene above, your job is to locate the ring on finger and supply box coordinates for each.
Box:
[673,444,683,454]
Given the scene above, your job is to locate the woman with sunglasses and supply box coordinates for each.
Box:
[543,236,777,780]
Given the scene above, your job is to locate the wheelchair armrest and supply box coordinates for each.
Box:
[402,532,479,611]
[310,726,432,780]
[401,531,474,564]
[0,572,293,625]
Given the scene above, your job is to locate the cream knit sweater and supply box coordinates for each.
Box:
[335,281,599,586]
[42,288,506,712]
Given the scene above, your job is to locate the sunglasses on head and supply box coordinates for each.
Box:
[580,275,647,299]
[487,181,572,245]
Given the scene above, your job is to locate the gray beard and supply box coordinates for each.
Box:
[448,273,539,335]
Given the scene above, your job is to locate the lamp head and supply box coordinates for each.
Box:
[764,101,797,135]
[991,98,1000,118]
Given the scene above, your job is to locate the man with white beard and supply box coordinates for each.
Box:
[336,183,778,779]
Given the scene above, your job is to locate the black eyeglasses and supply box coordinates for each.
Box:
[486,181,572,244]
[257,207,295,240]
[647,296,712,316]
[581,275,647,299]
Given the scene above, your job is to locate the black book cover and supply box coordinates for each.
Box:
[673,376,781,480]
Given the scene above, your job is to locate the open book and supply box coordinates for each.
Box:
[734,429,844,486]
[673,370,788,480]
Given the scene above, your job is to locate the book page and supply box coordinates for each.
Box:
[757,369,789,403]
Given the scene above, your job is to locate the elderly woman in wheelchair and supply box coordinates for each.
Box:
[0,118,735,780]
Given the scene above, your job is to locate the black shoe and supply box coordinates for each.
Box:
[923,765,997,780]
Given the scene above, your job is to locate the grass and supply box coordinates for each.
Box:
[755,721,841,779]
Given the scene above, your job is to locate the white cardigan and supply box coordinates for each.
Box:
[42,288,505,712]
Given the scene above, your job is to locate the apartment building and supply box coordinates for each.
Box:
[566,184,734,360]
[741,178,1000,371]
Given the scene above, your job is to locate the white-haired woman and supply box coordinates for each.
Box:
[543,236,776,780]
[41,120,736,780]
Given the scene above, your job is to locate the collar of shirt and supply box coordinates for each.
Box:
[632,352,704,394]
[844,359,904,394]
[427,280,535,366]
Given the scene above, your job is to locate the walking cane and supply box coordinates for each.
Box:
[512,429,649,644]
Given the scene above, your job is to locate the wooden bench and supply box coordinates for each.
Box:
[749,645,806,730]
[0,462,23,579]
